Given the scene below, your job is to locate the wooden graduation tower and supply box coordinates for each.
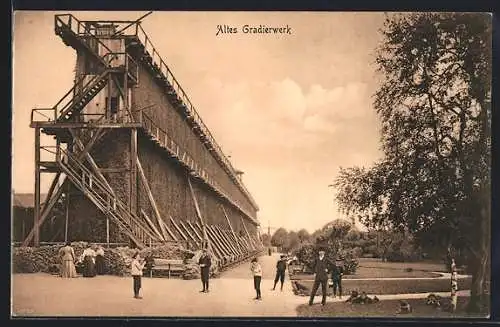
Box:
[26,13,262,267]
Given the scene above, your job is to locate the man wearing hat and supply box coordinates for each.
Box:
[272,254,287,291]
[308,250,330,306]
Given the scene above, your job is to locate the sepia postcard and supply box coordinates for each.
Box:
[11,10,492,319]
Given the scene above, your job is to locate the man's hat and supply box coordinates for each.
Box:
[318,250,326,254]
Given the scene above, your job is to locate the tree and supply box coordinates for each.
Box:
[270,228,289,250]
[285,231,300,252]
[333,13,491,312]
[317,219,352,246]
[297,229,311,244]
[260,233,271,247]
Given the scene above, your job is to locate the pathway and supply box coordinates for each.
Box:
[11,253,469,317]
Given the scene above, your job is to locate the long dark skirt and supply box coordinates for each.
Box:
[82,256,96,277]
[95,255,105,275]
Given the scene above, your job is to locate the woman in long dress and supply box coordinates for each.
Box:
[82,245,97,277]
[58,242,77,278]
[95,245,105,275]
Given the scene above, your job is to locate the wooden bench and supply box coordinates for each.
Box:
[145,258,185,278]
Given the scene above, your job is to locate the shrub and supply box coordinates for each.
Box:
[293,242,359,275]
[12,242,191,276]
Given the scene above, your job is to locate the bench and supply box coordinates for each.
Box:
[145,258,185,278]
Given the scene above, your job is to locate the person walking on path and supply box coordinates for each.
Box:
[198,249,212,293]
[58,241,77,278]
[308,250,330,306]
[131,252,146,299]
[250,257,263,300]
[272,254,287,291]
[331,259,344,299]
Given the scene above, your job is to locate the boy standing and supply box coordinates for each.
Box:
[272,255,287,291]
[131,252,146,299]
[331,259,344,299]
[250,257,263,300]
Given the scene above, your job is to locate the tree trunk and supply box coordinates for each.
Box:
[467,195,490,314]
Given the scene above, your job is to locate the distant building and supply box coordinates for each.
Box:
[12,193,65,243]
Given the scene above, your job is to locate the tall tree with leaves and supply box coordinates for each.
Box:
[271,228,289,250]
[333,12,491,312]
[297,229,311,244]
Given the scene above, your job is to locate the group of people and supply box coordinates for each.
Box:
[57,242,106,278]
[128,248,214,300]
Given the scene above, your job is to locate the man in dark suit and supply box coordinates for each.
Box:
[308,250,330,306]
[198,248,212,293]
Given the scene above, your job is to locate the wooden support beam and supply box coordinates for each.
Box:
[178,221,200,246]
[160,219,178,241]
[196,222,229,258]
[24,128,110,247]
[186,221,203,241]
[34,127,41,246]
[241,217,256,250]
[31,122,142,129]
[137,157,167,241]
[169,216,188,241]
[204,228,224,261]
[98,167,130,173]
[140,209,165,241]
[64,182,70,243]
[215,226,241,256]
[221,205,244,253]
[69,129,115,196]
[187,176,210,250]
[201,224,230,257]
[215,226,240,257]
[130,128,138,215]
[23,178,67,247]
[206,226,231,259]
[41,172,61,214]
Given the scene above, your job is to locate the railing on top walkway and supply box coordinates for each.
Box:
[139,110,259,226]
[53,14,258,210]
[132,23,258,209]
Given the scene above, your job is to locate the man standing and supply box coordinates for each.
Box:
[198,248,212,293]
[308,250,330,306]
[272,254,287,291]
[331,259,344,299]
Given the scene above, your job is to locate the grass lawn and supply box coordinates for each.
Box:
[357,258,448,272]
[296,296,489,318]
[290,258,449,280]
[292,277,472,296]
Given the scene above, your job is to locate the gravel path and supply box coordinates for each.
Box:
[11,253,470,317]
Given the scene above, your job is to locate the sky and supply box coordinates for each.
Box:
[12,11,387,234]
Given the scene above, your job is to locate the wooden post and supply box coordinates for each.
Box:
[106,212,110,247]
[130,129,137,215]
[221,205,243,253]
[34,127,41,246]
[64,183,70,243]
[107,74,112,120]
[137,158,166,241]
[187,176,209,250]
[451,258,458,312]
[123,62,128,122]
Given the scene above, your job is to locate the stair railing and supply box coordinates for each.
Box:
[57,148,159,244]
